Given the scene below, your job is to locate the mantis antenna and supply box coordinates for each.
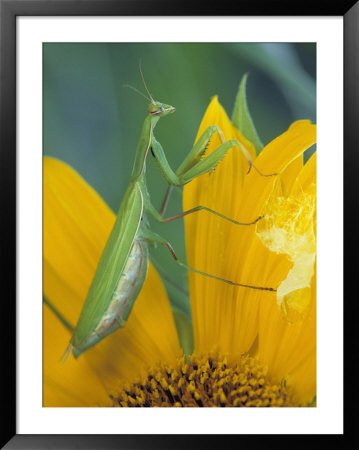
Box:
[123,61,155,104]
[123,84,152,102]
[139,59,154,103]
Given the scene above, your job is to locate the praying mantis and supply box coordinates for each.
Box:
[68,72,276,359]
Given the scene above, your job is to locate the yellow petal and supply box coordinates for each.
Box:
[256,268,316,405]
[292,151,317,195]
[256,156,317,405]
[43,304,111,407]
[223,121,316,304]
[255,121,316,175]
[44,157,114,324]
[256,179,316,321]
[257,153,316,322]
[184,112,316,362]
[183,96,257,358]
[43,157,181,405]
[236,120,316,222]
[280,155,303,196]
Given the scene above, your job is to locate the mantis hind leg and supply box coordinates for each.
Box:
[146,198,263,227]
[159,205,263,226]
[143,228,276,293]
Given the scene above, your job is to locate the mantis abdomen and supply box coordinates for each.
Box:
[71,237,148,357]
[96,238,149,336]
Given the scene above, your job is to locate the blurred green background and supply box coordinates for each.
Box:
[43,43,316,320]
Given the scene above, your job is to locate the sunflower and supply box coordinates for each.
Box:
[43,95,316,407]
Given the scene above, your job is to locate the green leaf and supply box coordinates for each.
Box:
[172,309,194,359]
[232,73,263,155]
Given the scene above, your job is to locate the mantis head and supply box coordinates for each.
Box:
[124,64,176,117]
[148,101,176,117]
[125,63,176,117]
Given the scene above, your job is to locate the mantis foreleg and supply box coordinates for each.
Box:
[151,124,276,189]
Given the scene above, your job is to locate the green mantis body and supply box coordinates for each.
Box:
[69,88,275,359]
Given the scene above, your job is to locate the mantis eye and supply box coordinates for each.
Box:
[149,106,164,116]
[148,102,166,115]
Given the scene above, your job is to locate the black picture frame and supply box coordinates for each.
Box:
[1,1,356,448]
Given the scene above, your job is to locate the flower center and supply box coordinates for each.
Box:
[112,354,296,407]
